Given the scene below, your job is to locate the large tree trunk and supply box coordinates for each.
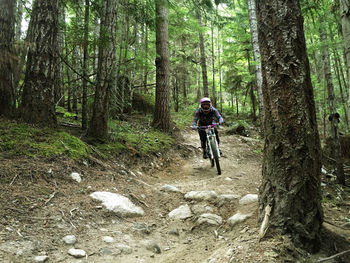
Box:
[340,0,350,128]
[257,0,323,251]
[248,0,263,132]
[319,20,345,185]
[19,0,58,127]
[153,0,171,132]
[88,0,118,139]
[54,2,65,107]
[0,0,16,117]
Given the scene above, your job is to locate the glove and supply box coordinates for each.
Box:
[219,119,224,125]
[192,125,197,130]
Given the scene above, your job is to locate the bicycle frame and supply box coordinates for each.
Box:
[199,124,221,159]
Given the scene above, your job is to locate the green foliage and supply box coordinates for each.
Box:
[94,118,174,156]
[0,120,88,159]
[172,103,198,129]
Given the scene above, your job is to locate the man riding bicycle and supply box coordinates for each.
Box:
[192,97,224,159]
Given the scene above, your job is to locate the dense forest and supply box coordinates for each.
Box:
[1,0,350,261]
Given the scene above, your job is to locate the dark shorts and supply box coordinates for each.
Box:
[198,127,220,149]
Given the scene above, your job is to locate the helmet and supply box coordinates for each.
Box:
[200,97,212,113]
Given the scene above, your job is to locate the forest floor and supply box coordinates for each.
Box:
[1,125,350,262]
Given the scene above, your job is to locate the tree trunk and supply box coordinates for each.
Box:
[248,0,263,132]
[153,0,171,132]
[88,0,118,139]
[19,0,58,127]
[340,0,350,129]
[0,0,16,117]
[211,23,216,107]
[54,2,65,107]
[319,20,345,185]
[197,11,209,97]
[257,0,323,251]
[82,0,89,130]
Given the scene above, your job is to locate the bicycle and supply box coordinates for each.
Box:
[197,124,221,175]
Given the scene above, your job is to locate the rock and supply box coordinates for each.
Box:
[68,248,86,258]
[133,222,151,234]
[144,240,161,254]
[102,236,115,243]
[34,255,48,262]
[168,229,180,236]
[100,247,113,256]
[196,213,222,226]
[191,204,214,215]
[168,204,192,220]
[161,184,180,192]
[90,191,144,217]
[62,235,77,245]
[116,243,133,254]
[227,212,253,226]
[184,191,218,201]
[239,194,258,205]
[70,172,82,183]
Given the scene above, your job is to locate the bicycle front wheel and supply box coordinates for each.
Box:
[210,139,221,175]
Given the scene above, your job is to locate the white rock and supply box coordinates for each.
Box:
[225,177,232,181]
[34,255,48,262]
[90,191,144,217]
[191,204,214,214]
[102,236,115,243]
[161,184,180,192]
[196,213,222,226]
[227,212,253,226]
[239,194,258,205]
[116,243,133,254]
[68,248,86,258]
[62,235,77,245]
[168,204,192,220]
[218,194,240,202]
[70,172,82,183]
[184,191,218,201]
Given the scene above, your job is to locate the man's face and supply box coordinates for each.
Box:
[201,102,210,110]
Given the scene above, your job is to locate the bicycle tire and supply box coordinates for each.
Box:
[210,139,221,175]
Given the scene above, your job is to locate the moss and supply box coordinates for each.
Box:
[94,141,125,157]
[0,120,88,159]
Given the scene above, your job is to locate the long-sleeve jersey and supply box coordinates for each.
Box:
[192,107,223,127]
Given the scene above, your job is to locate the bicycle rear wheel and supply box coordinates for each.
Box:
[210,139,221,175]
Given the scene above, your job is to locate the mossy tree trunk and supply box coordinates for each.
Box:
[19,0,58,127]
[0,0,16,117]
[88,0,118,139]
[153,0,171,132]
[257,0,323,251]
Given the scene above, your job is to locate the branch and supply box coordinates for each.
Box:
[317,249,350,262]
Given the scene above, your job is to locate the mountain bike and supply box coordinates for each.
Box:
[198,124,221,175]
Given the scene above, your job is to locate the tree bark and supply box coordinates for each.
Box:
[257,0,323,251]
[0,0,16,117]
[153,0,171,132]
[248,0,263,132]
[88,0,118,139]
[19,0,58,127]
[340,0,350,129]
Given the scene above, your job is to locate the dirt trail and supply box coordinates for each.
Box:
[0,128,287,263]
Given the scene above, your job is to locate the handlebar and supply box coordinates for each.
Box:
[191,123,218,130]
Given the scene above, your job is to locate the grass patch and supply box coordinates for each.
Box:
[0,120,88,159]
[104,119,175,155]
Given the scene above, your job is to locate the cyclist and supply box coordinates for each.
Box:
[192,97,224,159]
